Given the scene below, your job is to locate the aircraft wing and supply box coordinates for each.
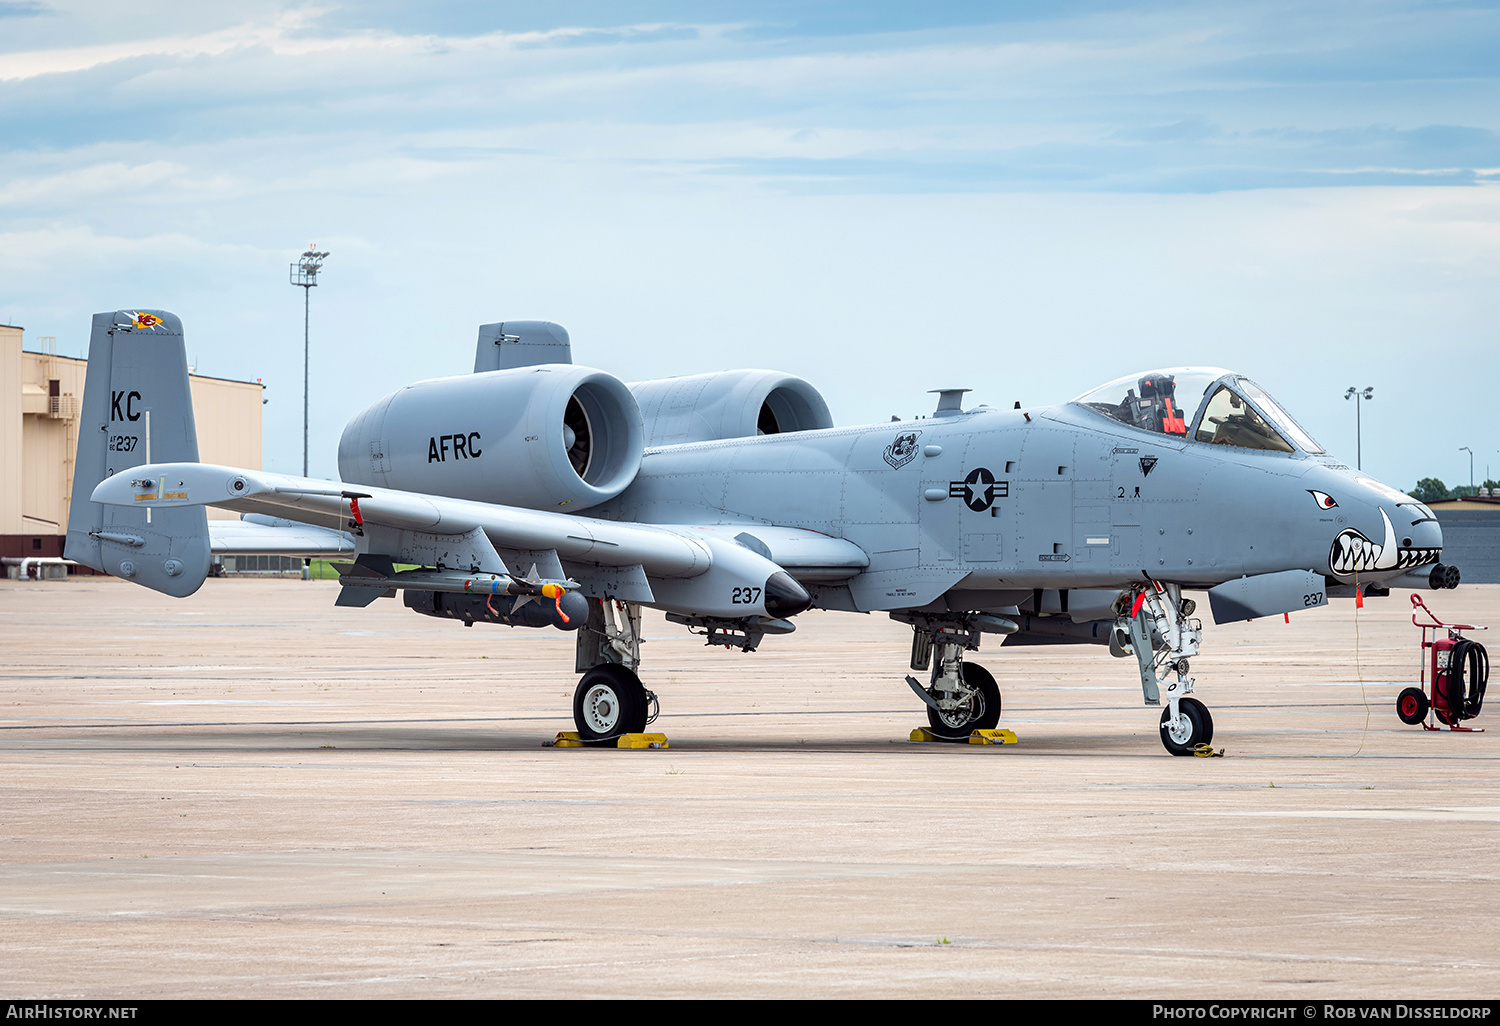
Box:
[91,462,866,615]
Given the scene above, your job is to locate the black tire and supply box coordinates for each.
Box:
[925,663,1002,740]
[572,665,648,742]
[1396,686,1429,726]
[1159,697,1213,755]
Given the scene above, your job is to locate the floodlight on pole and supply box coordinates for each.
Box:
[1461,446,1474,496]
[1343,386,1373,470]
[289,246,330,477]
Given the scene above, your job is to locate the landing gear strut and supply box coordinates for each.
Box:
[895,611,1016,739]
[572,597,656,742]
[1118,581,1211,755]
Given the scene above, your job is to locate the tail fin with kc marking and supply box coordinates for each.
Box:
[64,310,210,597]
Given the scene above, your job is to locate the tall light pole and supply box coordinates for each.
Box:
[289,246,329,477]
[1343,386,1373,470]
[1460,446,1474,497]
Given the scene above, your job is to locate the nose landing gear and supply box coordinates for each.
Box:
[1121,581,1211,755]
[1159,696,1214,755]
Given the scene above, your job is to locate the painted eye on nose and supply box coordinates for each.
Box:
[1309,490,1338,510]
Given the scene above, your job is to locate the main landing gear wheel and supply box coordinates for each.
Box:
[573,664,649,743]
[926,663,1002,740]
[1159,697,1214,756]
[1396,686,1430,726]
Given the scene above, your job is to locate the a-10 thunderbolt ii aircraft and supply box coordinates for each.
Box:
[66,309,1459,754]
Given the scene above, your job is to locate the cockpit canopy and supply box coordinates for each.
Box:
[1071,368,1324,454]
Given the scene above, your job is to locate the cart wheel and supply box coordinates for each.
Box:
[1396,686,1429,726]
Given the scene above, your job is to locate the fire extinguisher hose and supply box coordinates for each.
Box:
[1450,639,1489,719]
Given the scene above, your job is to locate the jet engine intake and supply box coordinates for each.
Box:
[338,365,643,512]
[629,370,833,446]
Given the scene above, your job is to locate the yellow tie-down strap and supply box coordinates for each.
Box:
[550,731,670,749]
[909,727,1018,745]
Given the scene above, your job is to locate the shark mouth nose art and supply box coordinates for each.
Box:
[1329,507,1440,574]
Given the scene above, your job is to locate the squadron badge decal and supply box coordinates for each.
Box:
[118,311,166,332]
[883,431,921,469]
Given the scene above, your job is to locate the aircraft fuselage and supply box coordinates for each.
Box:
[597,400,1438,605]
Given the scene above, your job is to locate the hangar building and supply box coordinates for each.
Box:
[1429,497,1500,585]
[1,323,264,562]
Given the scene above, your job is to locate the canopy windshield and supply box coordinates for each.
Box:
[1071,368,1226,439]
[1071,368,1324,454]
[1235,378,1324,454]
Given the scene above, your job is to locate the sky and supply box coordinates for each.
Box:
[1,0,1497,491]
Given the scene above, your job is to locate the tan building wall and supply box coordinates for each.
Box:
[0,327,21,544]
[1,326,264,559]
[1429,497,1500,511]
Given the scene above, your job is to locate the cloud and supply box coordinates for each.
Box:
[0,1,1497,485]
[511,24,701,49]
[3,3,1495,193]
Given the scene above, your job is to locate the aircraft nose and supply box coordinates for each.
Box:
[1327,476,1444,576]
[1359,473,1443,558]
[1405,513,1443,553]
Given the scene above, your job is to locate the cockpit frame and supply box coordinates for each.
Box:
[1071,368,1324,456]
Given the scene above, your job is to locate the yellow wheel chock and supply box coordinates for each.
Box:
[549,731,669,749]
[909,727,1018,745]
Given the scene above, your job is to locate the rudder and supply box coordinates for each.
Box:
[64,310,210,597]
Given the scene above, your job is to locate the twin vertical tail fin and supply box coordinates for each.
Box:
[64,310,211,597]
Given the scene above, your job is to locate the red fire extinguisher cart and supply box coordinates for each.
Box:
[1399,595,1489,731]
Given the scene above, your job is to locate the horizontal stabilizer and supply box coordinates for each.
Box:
[209,519,355,557]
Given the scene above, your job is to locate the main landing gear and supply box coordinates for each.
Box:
[1119,581,1212,755]
[573,663,653,741]
[895,611,1016,740]
[572,597,657,742]
[568,598,797,743]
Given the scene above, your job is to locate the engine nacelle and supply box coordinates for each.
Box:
[338,365,643,511]
[629,370,833,447]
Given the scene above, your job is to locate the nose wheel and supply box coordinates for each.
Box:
[572,664,653,742]
[1159,697,1214,755]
